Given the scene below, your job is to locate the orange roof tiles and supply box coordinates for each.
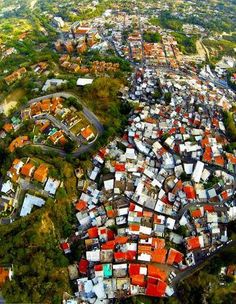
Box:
[152,248,167,264]
[115,163,126,172]
[152,238,165,249]
[214,155,225,167]
[3,123,13,133]
[201,137,209,148]
[167,248,184,265]
[148,265,167,281]
[114,236,128,244]
[101,240,115,250]
[21,163,35,177]
[226,153,236,165]
[204,205,215,212]
[87,227,98,239]
[186,236,200,250]
[33,164,48,183]
[131,274,146,287]
[81,126,94,140]
[203,146,212,163]
[183,185,196,200]
[221,190,229,200]
[9,136,29,153]
[0,268,9,287]
[75,200,87,211]
[191,209,202,218]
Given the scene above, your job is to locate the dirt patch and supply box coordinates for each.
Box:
[0,88,25,116]
[40,211,56,237]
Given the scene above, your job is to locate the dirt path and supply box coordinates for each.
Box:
[196,39,206,59]
[196,38,210,61]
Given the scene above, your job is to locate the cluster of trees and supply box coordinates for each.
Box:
[176,246,236,304]
[0,207,71,303]
[64,96,83,112]
[143,31,161,43]
[172,32,197,55]
[203,39,236,63]
[150,12,184,31]
[223,110,236,142]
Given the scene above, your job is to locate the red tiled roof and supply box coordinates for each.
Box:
[152,248,167,264]
[101,240,116,250]
[148,265,167,281]
[87,227,98,239]
[204,205,215,212]
[131,274,146,287]
[75,200,87,211]
[214,155,225,167]
[183,185,196,200]
[152,238,165,249]
[191,209,202,218]
[167,248,184,265]
[78,258,89,274]
[115,163,126,172]
[186,236,201,250]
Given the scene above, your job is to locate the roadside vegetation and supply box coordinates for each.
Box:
[176,246,236,304]
[203,39,236,63]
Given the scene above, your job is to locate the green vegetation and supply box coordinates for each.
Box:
[64,96,83,112]
[204,175,220,189]
[203,39,236,63]
[143,31,161,43]
[164,92,172,104]
[0,150,78,302]
[82,77,132,137]
[171,32,197,54]
[227,68,236,91]
[176,246,236,304]
[150,12,184,31]
[223,110,236,142]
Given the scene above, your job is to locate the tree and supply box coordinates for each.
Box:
[164,92,172,104]
[64,141,76,153]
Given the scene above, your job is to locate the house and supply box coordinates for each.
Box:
[42,79,67,92]
[192,161,204,183]
[81,126,95,141]
[60,242,71,254]
[2,123,13,133]
[8,136,29,153]
[1,180,14,194]
[76,78,94,86]
[20,193,45,217]
[0,267,11,287]
[21,163,35,177]
[4,67,27,85]
[44,178,60,195]
[33,164,48,183]
[186,235,205,251]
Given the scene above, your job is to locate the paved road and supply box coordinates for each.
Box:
[172,240,236,290]
[27,92,104,157]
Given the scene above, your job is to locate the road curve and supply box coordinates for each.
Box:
[27,92,104,157]
[172,240,236,291]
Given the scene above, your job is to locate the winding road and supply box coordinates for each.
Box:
[27,92,104,157]
[172,240,236,291]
